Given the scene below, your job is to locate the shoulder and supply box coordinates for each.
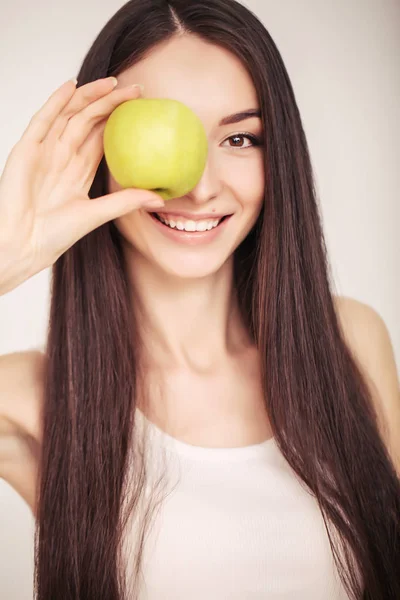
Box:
[0,349,45,441]
[333,295,400,473]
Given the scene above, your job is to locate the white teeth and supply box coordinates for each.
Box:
[157,215,221,232]
[196,221,208,232]
[183,220,197,232]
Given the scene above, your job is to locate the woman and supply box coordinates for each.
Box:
[0,0,399,598]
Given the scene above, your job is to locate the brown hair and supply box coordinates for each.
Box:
[33,1,400,598]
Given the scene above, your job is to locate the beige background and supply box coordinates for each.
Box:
[0,0,399,597]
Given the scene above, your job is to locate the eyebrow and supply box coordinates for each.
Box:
[218,108,261,126]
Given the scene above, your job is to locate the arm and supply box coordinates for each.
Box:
[0,351,44,517]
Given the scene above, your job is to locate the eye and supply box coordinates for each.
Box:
[221,132,262,150]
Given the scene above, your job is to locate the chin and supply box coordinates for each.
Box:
[149,252,230,280]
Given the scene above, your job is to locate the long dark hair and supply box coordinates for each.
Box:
[33,1,400,598]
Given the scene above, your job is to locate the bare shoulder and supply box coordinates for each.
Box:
[0,349,46,442]
[333,294,400,473]
[0,350,45,516]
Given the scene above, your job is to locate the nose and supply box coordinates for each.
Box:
[183,148,223,205]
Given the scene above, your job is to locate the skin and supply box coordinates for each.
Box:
[107,34,270,442]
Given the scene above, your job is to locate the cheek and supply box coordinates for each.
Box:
[113,211,144,247]
[229,158,265,216]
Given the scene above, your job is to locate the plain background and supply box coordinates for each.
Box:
[0,0,399,597]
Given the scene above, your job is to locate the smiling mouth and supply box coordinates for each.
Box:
[150,212,232,232]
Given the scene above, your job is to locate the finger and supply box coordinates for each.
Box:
[76,118,108,182]
[20,79,78,145]
[63,190,165,241]
[59,84,143,151]
[45,77,119,143]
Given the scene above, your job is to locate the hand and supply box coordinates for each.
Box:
[0,77,164,295]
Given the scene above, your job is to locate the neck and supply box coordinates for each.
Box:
[125,250,253,373]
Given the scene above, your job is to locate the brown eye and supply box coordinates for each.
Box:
[222,133,261,150]
[230,135,245,147]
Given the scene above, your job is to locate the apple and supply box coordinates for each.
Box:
[103,98,208,201]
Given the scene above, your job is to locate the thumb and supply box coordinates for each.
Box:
[79,188,165,233]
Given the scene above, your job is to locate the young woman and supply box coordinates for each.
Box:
[0,0,399,599]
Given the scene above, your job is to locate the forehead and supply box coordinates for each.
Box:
[116,35,259,127]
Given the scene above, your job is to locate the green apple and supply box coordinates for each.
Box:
[103,98,208,201]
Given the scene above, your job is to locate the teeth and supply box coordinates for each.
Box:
[157,215,221,232]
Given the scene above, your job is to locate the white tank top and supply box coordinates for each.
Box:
[122,407,353,600]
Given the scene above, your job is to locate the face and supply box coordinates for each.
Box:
[107,34,265,279]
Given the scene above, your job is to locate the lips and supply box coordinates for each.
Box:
[147,209,233,245]
[151,212,229,229]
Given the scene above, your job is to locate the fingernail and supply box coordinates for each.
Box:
[130,83,144,93]
[143,197,165,208]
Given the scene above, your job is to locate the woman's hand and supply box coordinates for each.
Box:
[0,77,164,295]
